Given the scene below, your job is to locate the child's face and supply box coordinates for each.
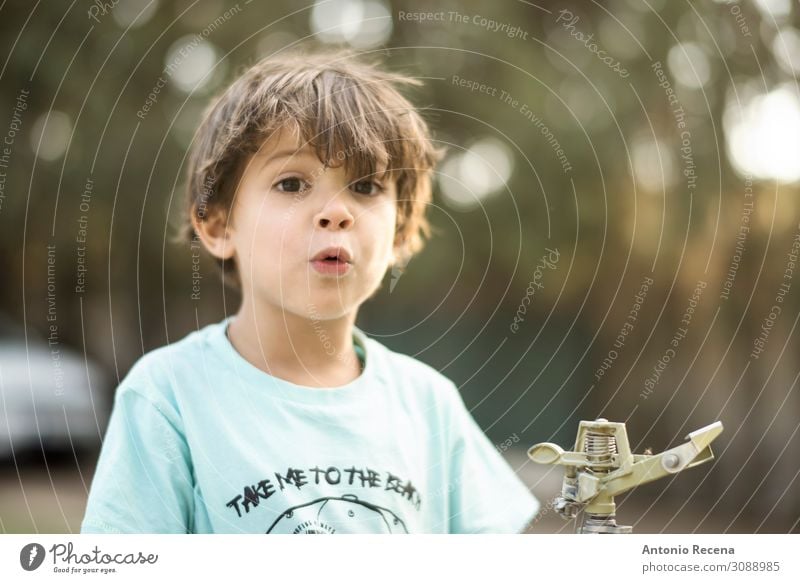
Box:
[224,129,397,320]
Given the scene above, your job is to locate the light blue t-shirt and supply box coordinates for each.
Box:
[81,318,539,534]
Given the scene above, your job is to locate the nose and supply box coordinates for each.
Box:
[314,195,354,231]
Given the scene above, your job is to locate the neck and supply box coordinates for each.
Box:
[227,298,362,388]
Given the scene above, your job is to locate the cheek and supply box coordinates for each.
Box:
[367,202,398,263]
[233,199,295,266]
[384,203,399,249]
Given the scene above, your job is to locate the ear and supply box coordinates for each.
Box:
[387,242,400,269]
[388,245,409,272]
[191,207,235,261]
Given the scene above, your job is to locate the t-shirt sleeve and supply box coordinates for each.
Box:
[445,384,539,533]
[81,385,195,534]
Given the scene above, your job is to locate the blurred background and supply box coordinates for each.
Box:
[1,0,799,534]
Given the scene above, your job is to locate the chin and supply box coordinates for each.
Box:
[300,297,358,321]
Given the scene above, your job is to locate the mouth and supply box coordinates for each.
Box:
[310,246,353,276]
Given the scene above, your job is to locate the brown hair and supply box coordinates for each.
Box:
[182,47,443,288]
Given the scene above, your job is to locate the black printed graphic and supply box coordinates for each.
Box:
[226,465,422,518]
[266,494,408,534]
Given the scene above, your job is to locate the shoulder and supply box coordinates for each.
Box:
[359,331,463,410]
[114,320,224,414]
[360,333,483,452]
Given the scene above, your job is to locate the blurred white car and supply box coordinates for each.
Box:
[0,318,109,459]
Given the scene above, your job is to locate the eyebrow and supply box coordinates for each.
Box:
[260,148,318,169]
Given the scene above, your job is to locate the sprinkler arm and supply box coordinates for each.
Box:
[528,421,723,505]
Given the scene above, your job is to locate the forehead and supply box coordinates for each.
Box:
[253,128,319,168]
[250,125,391,179]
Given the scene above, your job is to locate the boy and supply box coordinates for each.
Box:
[81,48,539,534]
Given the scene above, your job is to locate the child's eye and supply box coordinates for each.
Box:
[274,177,309,193]
[350,180,384,196]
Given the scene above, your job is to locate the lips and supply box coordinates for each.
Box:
[309,246,353,276]
[311,246,353,264]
